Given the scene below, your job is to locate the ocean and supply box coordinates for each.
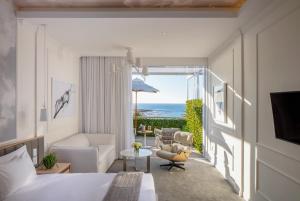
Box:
[136,103,186,118]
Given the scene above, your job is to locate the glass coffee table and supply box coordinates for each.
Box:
[120,148,152,173]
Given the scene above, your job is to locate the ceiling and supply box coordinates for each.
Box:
[19,0,270,58]
[25,18,240,57]
[14,0,246,9]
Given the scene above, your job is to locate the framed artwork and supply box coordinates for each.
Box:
[213,83,227,123]
[51,79,75,119]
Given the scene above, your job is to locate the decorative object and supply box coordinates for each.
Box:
[213,82,227,123]
[42,153,57,169]
[126,49,149,78]
[52,79,75,119]
[132,142,142,153]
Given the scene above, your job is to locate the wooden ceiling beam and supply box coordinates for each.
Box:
[14,0,247,10]
[17,8,239,18]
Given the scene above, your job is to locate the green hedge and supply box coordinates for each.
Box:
[136,118,186,136]
[186,99,203,152]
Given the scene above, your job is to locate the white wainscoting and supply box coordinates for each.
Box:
[255,5,300,201]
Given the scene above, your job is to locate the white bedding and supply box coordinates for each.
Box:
[4,173,156,201]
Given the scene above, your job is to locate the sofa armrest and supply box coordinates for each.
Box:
[84,133,115,146]
[50,146,98,173]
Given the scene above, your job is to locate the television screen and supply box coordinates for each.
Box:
[270,91,300,145]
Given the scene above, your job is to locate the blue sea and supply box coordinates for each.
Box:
[136,103,186,118]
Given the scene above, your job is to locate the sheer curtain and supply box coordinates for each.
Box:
[80,56,134,157]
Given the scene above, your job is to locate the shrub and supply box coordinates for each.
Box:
[186,99,203,152]
[136,117,186,136]
[42,153,57,169]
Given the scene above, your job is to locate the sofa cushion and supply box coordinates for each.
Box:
[53,134,90,148]
[97,145,114,160]
[97,145,115,172]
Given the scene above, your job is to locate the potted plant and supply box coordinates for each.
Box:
[42,153,57,169]
[132,142,142,153]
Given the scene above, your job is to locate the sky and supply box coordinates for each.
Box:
[132,75,188,104]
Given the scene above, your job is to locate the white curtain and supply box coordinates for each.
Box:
[80,56,134,157]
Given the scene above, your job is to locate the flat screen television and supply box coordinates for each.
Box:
[270,91,300,145]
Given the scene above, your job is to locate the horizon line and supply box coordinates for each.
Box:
[134,102,186,104]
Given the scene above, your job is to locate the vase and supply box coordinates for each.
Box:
[134,148,140,154]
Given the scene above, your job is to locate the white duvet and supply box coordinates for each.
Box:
[4,173,156,201]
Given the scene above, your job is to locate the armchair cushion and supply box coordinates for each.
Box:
[171,143,189,154]
[160,144,172,152]
[156,150,189,162]
[173,131,193,146]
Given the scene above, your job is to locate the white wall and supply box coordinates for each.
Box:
[205,0,300,200]
[206,35,243,194]
[17,21,80,148]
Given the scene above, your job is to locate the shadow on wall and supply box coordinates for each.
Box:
[204,103,241,194]
[203,68,245,194]
[224,151,240,193]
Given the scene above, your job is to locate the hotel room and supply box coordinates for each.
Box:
[0,0,300,201]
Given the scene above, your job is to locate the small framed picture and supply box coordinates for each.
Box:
[213,83,227,123]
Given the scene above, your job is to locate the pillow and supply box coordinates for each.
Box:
[160,144,172,152]
[0,145,36,200]
[171,143,188,153]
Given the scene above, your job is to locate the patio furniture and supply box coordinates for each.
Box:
[156,131,193,171]
[154,128,180,147]
[137,130,153,148]
[120,148,152,173]
[132,78,159,134]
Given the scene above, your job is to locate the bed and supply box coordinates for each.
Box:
[3,173,156,201]
[0,137,156,201]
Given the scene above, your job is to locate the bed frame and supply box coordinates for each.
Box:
[0,136,44,164]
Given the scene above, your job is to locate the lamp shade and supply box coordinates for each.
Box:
[142,66,149,76]
[135,57,142,67]
[126,48,134,65]
[40,108,48,121]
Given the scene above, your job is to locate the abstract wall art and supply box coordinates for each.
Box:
[51,79,75,119]
[213,82,227,123]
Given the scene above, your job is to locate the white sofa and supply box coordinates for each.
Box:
[50,133,116,173]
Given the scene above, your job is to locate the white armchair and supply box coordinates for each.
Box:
[50,133,116,173]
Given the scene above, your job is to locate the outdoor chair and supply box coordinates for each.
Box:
[154,128,180,147]
[156,131,193,171]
